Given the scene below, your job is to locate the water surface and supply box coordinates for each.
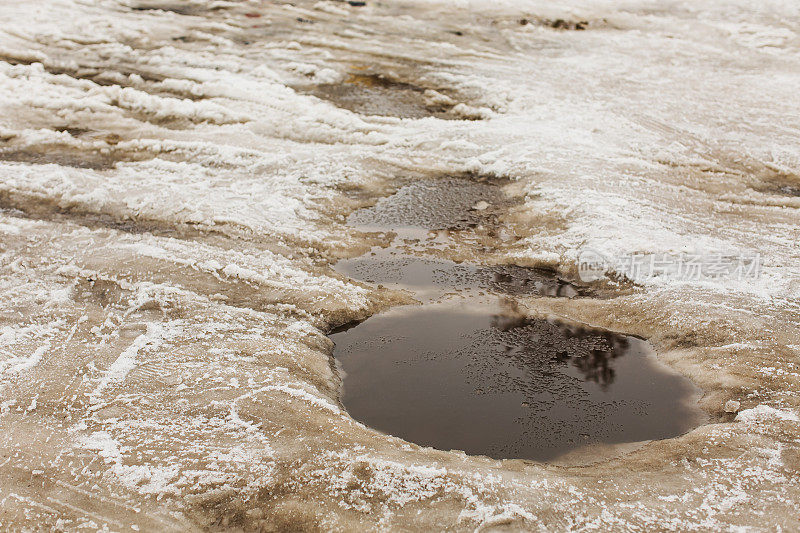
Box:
[331,301,702,461]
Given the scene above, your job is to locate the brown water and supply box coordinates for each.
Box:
[331,302,700,461]
[310,73,458,119]
[331,177,703,461]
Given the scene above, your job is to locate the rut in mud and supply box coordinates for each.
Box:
[330,176,704,461]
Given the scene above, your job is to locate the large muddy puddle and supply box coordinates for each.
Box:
[331,302,700,461]
[331,177,704,461]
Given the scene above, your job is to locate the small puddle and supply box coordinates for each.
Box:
[310,73,464,120]
[131,3,204,15]
[331,177,703,461]
[0,146,144,171]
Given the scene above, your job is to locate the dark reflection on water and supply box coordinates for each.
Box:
[490,307,630,390]
[331,302,702,461]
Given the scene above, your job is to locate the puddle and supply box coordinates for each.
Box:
[762,182,800,197]
[778,185,800,196]
[331,177,703,461]
[749,171,800,198]
[348,177,510,230]
[0,146,147,170]
[331,301,702,461]
[338,256,582,299]
[130,3,204,15]
[310,74,461,120]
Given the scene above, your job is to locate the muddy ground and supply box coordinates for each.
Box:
[0,0,799,531]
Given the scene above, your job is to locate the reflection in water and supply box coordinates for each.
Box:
[490,300,628,390]
[573,349,617,388]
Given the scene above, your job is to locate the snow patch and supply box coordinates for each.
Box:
[736,405,800,424]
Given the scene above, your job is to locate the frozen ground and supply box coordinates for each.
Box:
[0,0,799,530]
